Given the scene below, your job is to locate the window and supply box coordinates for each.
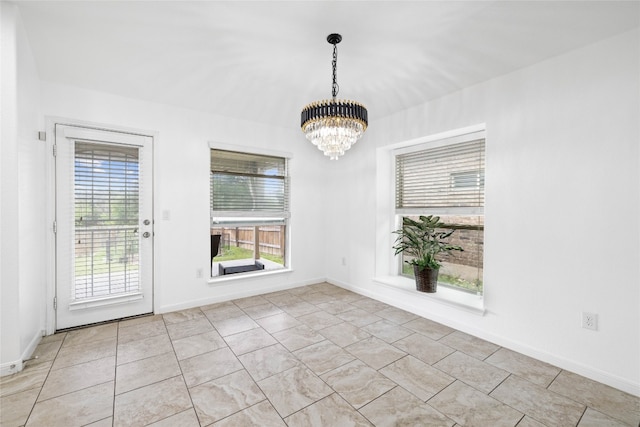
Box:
[395,132,485,294]
[210,149,289,277]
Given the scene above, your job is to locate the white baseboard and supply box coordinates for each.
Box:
[0,359,23,377]
[157,277,326,314]
[0,329,43,377]
[327,277,640,397]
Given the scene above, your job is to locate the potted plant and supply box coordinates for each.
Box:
[392,215,463,293]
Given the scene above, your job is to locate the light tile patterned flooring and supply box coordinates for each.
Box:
[1,282,639,426]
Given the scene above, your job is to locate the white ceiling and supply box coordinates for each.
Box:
[16,1,640,130]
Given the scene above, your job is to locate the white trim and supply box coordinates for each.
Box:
[211,219,287,228]
[379,123,486,155]
[45,118,57,335]
[157,276,322,314]
[375,123,487,308]
[326,277,640,397]
[393,129,486,156]
[208,143,292,274]
[68,292,144,310]
[372,275,485,315]
[0,329,42,377]
[208,140,293,160]
[0,360,23,377]
[62,126,150,146]
[46,116,158,139]
[210,213,290,224]
[45,116,158,334]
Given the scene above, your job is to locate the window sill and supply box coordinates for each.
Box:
[208,267,293,285]
[373,275,485,315]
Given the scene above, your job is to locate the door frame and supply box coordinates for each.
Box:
[44,117,158,334]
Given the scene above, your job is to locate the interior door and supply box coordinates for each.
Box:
[55,124,153,330]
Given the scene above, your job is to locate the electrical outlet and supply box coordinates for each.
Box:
[196,268,203,279]
[582,312,598,331]
[341,257,347,266]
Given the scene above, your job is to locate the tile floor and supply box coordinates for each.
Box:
[1,282,639,427]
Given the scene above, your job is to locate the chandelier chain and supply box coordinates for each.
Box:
[331,43,339,99]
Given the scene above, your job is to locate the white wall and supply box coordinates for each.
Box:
[16,1,44,365]
[0,3,44,375]
[0,1,21,374]
[40,82,328,317]
[325,29,640,395]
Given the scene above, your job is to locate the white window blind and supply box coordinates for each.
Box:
[210,149,289,217]
[74,142,141,300]
[396,139,485,212]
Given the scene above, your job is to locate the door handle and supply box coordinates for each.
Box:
[143,219,151,225]
[143,232,151,238]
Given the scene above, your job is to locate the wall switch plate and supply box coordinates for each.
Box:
[582,312,598,331]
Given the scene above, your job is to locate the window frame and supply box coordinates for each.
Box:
[373,124,486,314]
[208,142,292,280]
[393,130,485,294]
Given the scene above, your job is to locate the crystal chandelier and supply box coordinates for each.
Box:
[301,34,368,160]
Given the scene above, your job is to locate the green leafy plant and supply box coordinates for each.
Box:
[393,215,463,270]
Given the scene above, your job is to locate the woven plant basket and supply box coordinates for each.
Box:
[414,266,439,293]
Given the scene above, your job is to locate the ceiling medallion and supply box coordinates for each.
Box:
[301,33,368,160]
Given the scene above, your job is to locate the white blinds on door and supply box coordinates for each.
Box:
[73,142,141,300]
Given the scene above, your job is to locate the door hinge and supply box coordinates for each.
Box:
[53,221,57,234]
[38,131,46,141]
[53,297,57,311]
[52,144,57,157]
